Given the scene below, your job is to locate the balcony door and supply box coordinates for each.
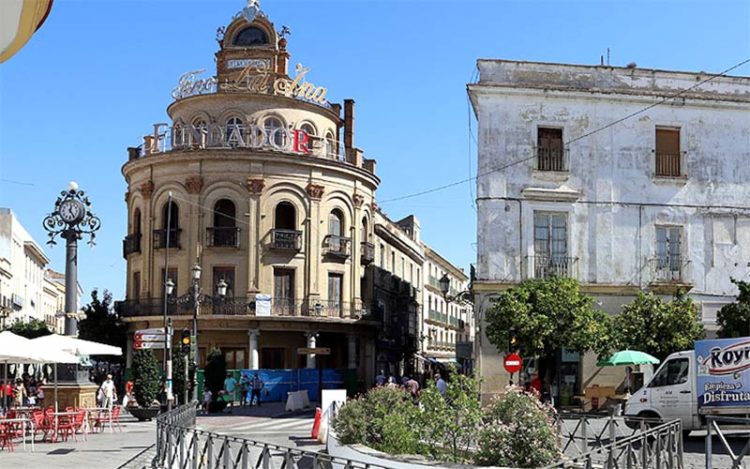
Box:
[533,212,568,278]
[213,199,237,247]
[327,273,343,316]
[273,268,294,314]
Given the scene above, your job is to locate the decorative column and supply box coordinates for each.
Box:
[246,177,264,294]
[185,176,204,271]
[248,329,260,370]
[305,331,318,369]
[352,192,365,314]
[306,182,325,310]
[347,334,357,369]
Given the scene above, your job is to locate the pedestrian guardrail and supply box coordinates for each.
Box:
[548,415,683,469]
[705,415,750,469]
[152,401,391,469]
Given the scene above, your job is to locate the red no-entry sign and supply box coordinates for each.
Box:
[504,353,522,374]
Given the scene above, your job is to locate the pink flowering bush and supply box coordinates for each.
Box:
[475,386,561,467]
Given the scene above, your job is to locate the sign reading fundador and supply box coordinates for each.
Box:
[696,338,750,409]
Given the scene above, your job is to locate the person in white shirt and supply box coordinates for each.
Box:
[99,374,117,409]
[435,373,447,397]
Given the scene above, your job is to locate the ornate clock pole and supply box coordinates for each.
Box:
[43,181,101,336]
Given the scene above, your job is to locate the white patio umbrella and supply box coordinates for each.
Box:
[31,334,123,357]
[0,331,78,411]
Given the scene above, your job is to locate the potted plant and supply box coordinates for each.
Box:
[128,349,162,421]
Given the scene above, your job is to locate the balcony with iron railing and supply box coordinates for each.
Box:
[526,255,577,279]
[122,233,141,258]
[153,229,182,249]
[323,235,351,259]
[649,256,689,284]
[206,227,240,248]
[360,242,375,265]
[116,297,368,319]
[536,147,568,172]
[270,229,303,251]
[655,152,681,177]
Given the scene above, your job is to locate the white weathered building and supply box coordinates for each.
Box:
[468,59,750,402]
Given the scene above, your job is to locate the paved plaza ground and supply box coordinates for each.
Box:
[2,404,748,468]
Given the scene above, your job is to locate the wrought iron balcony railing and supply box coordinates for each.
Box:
[655,152,681,177]
[115,297,252,317]
[527,255,577,279]
[323,235,351,258]
[650,256,688,283]
[360,242,375,265]
[206,227,240,248]
[122,233,141,258]
[536,147,568,172]
[153,228,182,249]
[270,229,302,251]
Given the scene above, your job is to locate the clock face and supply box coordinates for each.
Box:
[60,199,84,224]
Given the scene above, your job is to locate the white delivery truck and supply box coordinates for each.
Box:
[624,337,750,436]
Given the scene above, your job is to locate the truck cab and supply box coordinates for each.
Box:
[624,350,699,431]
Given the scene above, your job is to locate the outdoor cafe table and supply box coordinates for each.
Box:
[84,407,113,433]
[49,411,83,443]
[0,417,34,452]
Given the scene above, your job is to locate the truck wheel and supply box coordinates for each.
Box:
[637,411,662,428]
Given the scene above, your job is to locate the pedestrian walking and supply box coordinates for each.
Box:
[202,388,212,414]
[250,372,264,407]
[435,373,447,397]
[99,374,117,408]
[375,370,386,387]
[224,373,238,408]
[13,379,26,407]
[405,376,420,403]
[239,375,250,406]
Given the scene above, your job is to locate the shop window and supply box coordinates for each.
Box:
[261,347,285,369]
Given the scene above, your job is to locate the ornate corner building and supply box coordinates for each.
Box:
[118,6,380,381]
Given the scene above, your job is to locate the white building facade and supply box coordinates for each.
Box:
[469,60,750,402]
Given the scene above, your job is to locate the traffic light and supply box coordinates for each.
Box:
[508,329,518,352]
[181,329,191,354]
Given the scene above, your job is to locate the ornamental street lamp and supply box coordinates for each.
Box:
[167,266,228,402]
[43,181,101,336]
[439,273,473,304]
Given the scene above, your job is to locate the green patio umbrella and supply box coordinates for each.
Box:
[597,350,660,367]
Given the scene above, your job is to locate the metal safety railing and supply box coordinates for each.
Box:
[153,401,391,469]
[548,413,683,469]
[705,415,750,469]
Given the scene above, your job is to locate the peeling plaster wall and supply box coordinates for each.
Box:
[470,60,750,401]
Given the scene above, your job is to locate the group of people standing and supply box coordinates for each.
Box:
[204,372,265,413]
[0,376,45,407]
[374,369,448,401]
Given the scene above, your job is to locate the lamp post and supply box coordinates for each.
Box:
[43,181,101,336]
[168,267,227,403]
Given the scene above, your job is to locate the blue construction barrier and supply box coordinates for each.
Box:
[237,368,345,403]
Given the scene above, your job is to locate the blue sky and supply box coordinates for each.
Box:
[1,0,748,302]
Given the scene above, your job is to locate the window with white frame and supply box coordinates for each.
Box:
[533,212,570,278]
[655,226,682,280]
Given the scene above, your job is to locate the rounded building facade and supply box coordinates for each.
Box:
[118,6,379,383]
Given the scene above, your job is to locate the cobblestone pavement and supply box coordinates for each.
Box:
[0,414,155,469]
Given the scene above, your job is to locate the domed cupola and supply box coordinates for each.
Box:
[215,0,290,87]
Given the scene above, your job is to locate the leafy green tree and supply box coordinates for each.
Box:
[172,348,196,405]
[419,372,483,463]
[204,347,226,400]
[485,277,613,382]
[3,318,52,338]
[132,349,161,407]
[78,289,127,355]
[614,291,704,360]
[717,278,750,338]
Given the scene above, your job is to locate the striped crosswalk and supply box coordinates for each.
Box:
[202,416,314,436]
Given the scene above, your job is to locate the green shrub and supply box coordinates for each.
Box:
[475,386,561,467]
[419,373,482,463]
[334,386,422,455]
[132,349,161,407]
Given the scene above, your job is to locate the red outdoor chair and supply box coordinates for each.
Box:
[74,410,87,440]
[57,414,77,442]
[111,406,122,432]
[0,422,15,452]
[31,410,49,441]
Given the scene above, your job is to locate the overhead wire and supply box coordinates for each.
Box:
[378,57,750,205]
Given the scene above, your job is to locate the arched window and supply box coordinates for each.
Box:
[133,208,141,236]
[275,202,296,230]
[212,199,238,247]
[300,123,316,138]
[191,118,208,147]
[233,26,269,46]
[324,131,335,159]
[360,217,368,243]
[226,117,244,147]
[160,201,180,248]
[328,209,344,237]
[264,117,285,147]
